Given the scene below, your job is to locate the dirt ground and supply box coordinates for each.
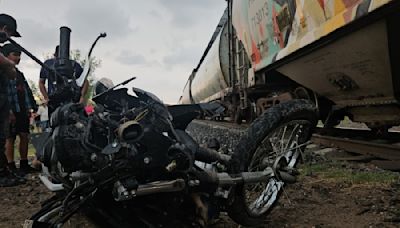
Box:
[0,175,52,228]
[268,178,400,228]
[1,160,399,228]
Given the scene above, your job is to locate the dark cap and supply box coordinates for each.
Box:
[0,14,21,37]
[1,43,21,56]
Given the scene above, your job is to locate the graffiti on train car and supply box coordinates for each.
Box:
[233,0,393,72]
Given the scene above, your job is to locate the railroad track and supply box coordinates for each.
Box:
[193,120,400,171]
[312,128,400,171]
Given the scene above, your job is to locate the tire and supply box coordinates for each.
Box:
[234,106,243,124]
[227,99,318,226]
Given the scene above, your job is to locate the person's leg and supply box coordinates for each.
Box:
[44,120,49,131]
[5,137,16,170]
[0,112,9,172]
[19,132,34,173]
[17,112,37,173]
[6,135,25,178]
[0,109,23,186]
[37,121,42,133]
[40,121,45,132]
[5,118,17,170]
[19,132,29,161]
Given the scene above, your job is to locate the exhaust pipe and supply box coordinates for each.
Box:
[113,179,186,201]
[59,26,71,60]
[56,26,73,79]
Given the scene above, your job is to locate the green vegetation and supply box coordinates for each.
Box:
[11,138,37,160]
[28,143,36,157]
[300,162,399,185]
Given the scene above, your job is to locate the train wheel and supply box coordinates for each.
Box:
[227,99,317,226]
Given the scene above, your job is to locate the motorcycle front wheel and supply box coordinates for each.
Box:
[227,99,317,226]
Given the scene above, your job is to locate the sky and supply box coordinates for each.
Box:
[0,0,227,104]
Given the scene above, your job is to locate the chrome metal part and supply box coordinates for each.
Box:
[114,181,131,202]
[39,174,64,192]
[135,179,186,197]
[216,168,274,186]
[244,119,311,216]
[114,179,186,201]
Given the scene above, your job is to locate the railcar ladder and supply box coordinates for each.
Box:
[236,40,249,110]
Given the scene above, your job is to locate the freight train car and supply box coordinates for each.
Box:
[179,0,400,131]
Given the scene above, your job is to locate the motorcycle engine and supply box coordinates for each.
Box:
[49,103,108,172]
[45,100,190,176]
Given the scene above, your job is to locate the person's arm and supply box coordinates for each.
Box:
[39,62,50,103]
[79,79,89,104]
[0,53,16,79]
[39,59,53,104]
[39,78,49,104]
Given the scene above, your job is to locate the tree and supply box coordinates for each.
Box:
[70,49,102,101]
[70,49,101,83]
[27,79,42,102]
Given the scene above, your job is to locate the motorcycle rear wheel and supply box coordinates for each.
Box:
[227,99,317,226]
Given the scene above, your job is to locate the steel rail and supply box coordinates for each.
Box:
[311,134,400,161]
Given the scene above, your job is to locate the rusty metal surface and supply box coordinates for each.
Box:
[311,134,400,161]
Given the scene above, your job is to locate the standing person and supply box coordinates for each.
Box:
[2,43,38,176]
[39,45,89,114]
[0,13,26,186]
[36,102,49,132]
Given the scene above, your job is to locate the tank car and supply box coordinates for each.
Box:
[180,0,400,131]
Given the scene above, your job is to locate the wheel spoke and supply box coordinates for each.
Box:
[279,125,288,155]
[281,185,292,205]
[244,119,312,216]
[283,124,300,153]
[249,141,272,171]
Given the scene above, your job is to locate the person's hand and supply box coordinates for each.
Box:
[9,112,16,124]
[43,97,49,104]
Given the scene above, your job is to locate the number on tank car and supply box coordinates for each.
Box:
[251,2,269,29]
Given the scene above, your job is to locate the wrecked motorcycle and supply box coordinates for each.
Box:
[18,27,317,227]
